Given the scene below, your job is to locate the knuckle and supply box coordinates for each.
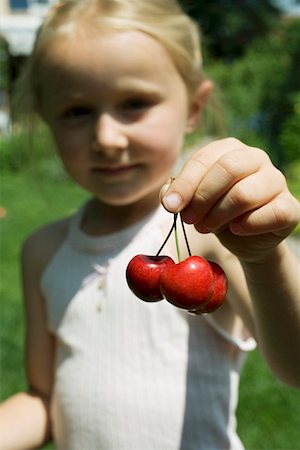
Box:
[273,196,300,228]
[193,189,211,205]
[273,167,287,187]
[190,152,211,172]
[228,183,252,208]
[221,137,242,147]
[175,176,196,195]
[260,149,271,163]
[249,146,271,165]
[217,151,244,178]
[171,156,211,206]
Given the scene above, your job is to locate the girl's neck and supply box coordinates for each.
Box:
[81,193,161,236]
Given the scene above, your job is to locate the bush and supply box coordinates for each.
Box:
[279,92,300,161]
[0,126,67,182]
[207,18,300,169]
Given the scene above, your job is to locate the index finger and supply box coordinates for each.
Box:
[161,138,242,213]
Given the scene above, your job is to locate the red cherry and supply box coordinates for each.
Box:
[159,256,214,310]
[192,261,228,314]
[126,254,175,302]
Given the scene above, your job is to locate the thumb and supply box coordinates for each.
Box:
[159,177,186,213]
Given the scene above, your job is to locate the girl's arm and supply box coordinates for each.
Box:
[161,138,300,388]
[239,242,300,388]
[0,231,55,449]
[0,392,51,450]
[213,234,300,388]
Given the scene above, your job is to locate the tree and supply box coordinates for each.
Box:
[207,17,300,168]
[179,0,281,59]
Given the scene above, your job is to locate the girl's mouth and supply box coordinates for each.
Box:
[91,164,139,178]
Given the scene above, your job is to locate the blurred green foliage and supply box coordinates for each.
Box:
[0,38,9,92]
[180,0,281,59]
[0,125,68,181]
[207,18,300,169]
[279,91,300,162]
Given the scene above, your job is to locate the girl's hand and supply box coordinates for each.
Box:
[161,138,300,262]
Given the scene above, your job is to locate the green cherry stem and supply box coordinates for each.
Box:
[155,213,191,261]
[174,213,181,262]
[156,213,178,257]
[180,215,192,257]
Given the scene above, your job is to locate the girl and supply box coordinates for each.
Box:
[1,0,299,449]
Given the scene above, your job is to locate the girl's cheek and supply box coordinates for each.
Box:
[137,125,184,154]
[54,132,83,156]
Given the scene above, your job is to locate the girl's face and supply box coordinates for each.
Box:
[40,30,197,207]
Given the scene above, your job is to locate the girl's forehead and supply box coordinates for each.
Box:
[44,27,166,59]
[38,28,188,102]
[40,29,179,81]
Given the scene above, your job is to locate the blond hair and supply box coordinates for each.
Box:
[16,0,204,116]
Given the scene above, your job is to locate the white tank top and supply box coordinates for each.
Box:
[41,204,255,450]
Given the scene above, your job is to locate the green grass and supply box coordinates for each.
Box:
[238,351,300,449]
[1,167,300,450]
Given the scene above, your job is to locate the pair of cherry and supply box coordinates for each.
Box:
[126,213,227,314]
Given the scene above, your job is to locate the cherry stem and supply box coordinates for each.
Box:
[174,213,181,262]
[180,215,192,257]
[155,213,191,261]
[156,213,178,257]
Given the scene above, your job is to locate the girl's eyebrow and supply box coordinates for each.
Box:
[115,76,169,92]
[58,81,165,103]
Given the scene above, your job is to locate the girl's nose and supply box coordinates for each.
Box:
[92,113,128,153]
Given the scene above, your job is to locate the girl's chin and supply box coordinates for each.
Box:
[93,187,162,208]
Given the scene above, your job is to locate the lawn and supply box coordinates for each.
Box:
[1,167,300,450]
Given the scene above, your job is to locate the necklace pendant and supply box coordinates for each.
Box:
[94,260,112,291]
[98,275,106,289]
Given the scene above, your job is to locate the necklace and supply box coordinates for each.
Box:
[81,260,113,312]
[82,260,113,291]
[94,261,113,289]
[78,205,168,312]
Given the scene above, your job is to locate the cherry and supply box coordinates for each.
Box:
[126,254,175,302]
[126,212,228,314]
[189,261,228,314]
[160,256,214,310]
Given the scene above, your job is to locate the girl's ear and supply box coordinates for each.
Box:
[186,79,213,133]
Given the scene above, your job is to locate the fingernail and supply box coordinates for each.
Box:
[230,222,244,235]
[162,193,182,212]
[197,224,211,233]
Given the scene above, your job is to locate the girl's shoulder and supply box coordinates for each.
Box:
[21,216,71,279]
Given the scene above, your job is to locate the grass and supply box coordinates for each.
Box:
[1,165,300,450]
[238,351,300,449]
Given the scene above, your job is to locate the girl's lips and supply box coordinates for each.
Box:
[91,164,139,177]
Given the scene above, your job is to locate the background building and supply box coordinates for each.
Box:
[0,0,55,134]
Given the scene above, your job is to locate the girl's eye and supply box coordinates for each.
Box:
[62,106,93,119]
[121,98,151,113]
